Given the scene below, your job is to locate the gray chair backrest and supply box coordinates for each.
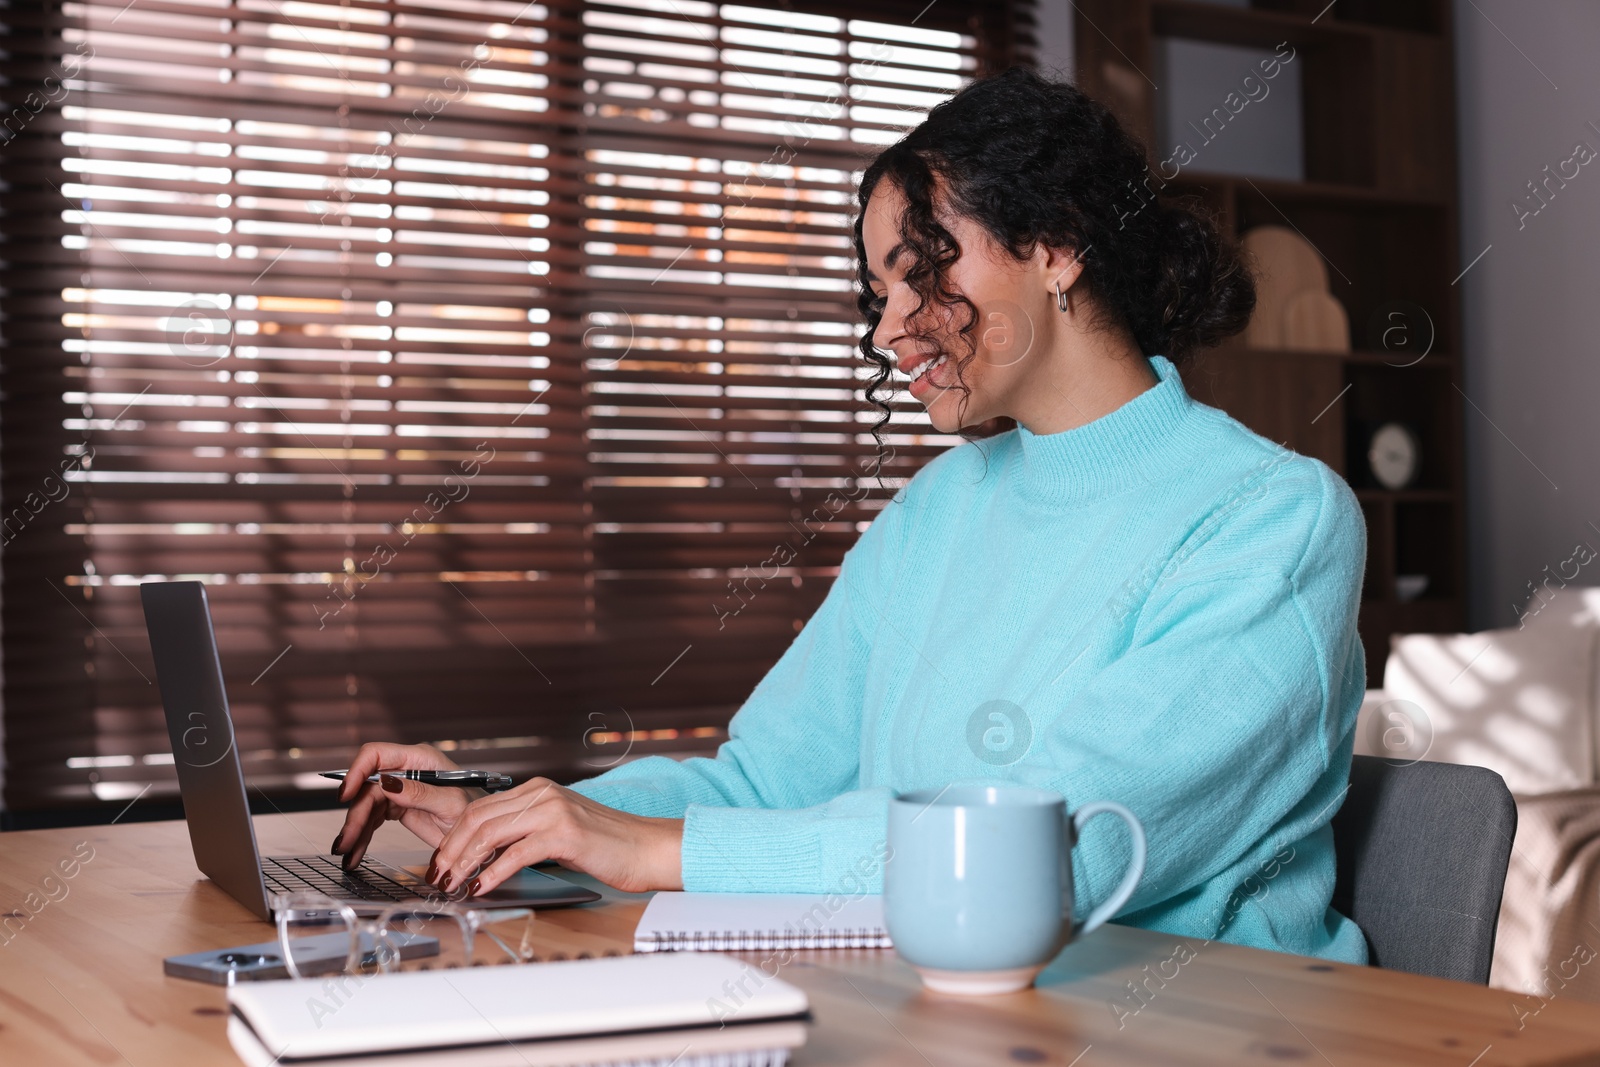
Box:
[1330,754,1517,984]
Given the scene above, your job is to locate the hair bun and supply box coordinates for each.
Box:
[1146,202,1256,361]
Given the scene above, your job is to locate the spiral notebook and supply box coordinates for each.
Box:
[634,892,892,952]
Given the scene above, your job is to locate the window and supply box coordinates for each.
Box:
[0,0,1036,812]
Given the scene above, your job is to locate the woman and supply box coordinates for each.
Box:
[333,67,1369,964]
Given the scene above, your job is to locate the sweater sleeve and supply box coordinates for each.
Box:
[567,487,905,893]
[1030,459,1368,923]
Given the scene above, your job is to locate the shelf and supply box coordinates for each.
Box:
[1354,488,1454,503]
[1344,363,1459,493]
[1169,171,1450,209]
[1228,346,1455,367]
[1230,197,1457,354]
[1153,0,1446,43]
[1076,0,1464,657]
[1154,0,1374,48]
[1339,349,1453,368]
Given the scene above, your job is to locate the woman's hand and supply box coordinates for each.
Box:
[332,742,470,870]
[389,776,684,896]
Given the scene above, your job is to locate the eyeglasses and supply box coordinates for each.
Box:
[272,889,536,980]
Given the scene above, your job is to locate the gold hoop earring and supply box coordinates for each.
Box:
[1055,280,1069,314]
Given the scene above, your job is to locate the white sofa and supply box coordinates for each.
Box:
[1354,586,1600,1000]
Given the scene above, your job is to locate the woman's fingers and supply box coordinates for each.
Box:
[430,782,562,892]
[460,836,548,897]
[334,782,387,857]
[329,745,471,873]
[429,803,512,891]
[337,742,458,803]
[395,807,452,850]
[335,775,467,868]
[412,783,683,897]
[442,793,684,896]
[338,743,405,802]
[375,774,470,822]
[446,808,552,894]
[341,793,391,870]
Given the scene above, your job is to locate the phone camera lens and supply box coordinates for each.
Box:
[216,952,279,967]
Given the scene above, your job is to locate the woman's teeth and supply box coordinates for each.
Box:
[906,353,948,384]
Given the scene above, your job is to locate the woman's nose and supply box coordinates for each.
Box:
[873,298,903,353]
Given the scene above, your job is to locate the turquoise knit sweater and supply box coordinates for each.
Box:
[572,354,1370,964]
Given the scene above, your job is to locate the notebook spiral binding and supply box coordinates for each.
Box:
[636,928,894,952]
[618,1051,792,1067]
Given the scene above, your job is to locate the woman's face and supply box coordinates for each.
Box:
[863,179,1050,434]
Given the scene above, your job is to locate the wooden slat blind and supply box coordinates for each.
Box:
[0,0,1036,811]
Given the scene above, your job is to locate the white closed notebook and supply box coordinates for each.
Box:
[228,1017,806,1067]
[227,953,808,1066]
[634,892,892,952]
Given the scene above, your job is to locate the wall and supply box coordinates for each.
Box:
[1035,0,1074,84]
[1453,0,1600,629]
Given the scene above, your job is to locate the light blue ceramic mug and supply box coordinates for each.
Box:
[885,781,1147,995]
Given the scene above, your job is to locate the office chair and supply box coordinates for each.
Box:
[1330,754,1517,985]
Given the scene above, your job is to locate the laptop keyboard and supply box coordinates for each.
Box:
[263,855,442,905]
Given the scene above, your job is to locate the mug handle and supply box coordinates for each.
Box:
[1070,800,1147,937]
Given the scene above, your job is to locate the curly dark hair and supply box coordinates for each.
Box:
[853,65,1256,445]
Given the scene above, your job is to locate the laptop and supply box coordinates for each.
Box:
[140,579,601,920]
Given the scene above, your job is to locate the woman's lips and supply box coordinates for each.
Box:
[907,353,949,398]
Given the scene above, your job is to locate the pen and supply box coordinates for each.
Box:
[320,769,515,793]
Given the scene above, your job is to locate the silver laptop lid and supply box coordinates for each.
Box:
[141,580,274,920]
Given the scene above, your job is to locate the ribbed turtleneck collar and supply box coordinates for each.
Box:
[1010,355,1220,507]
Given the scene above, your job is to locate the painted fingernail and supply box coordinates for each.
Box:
[466,878,482,897]
[425,851,439,883]
[438,871,453,892]
[381,774,402,794]
[331,834,342,855]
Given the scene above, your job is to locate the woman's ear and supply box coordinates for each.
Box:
[1045,243,1088,299]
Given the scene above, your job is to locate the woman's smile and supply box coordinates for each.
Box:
[905,351,951,397]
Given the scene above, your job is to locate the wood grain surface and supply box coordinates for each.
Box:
[3,810,1599,1066]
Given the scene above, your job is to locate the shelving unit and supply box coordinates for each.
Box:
[1073,0,1466,672]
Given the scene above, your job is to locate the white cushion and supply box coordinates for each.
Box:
[1356,615,1599,794]
[1519,585,1600,777]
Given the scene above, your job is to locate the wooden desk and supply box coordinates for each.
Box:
[3,810,1599,1066]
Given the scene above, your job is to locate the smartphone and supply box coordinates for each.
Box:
[163,930,437,984]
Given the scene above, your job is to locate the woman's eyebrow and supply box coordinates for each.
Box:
[866,241,907,284]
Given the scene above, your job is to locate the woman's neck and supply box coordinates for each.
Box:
[1009,333,1160,436]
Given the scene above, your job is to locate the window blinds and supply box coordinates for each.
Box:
[0,0,1036,810]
